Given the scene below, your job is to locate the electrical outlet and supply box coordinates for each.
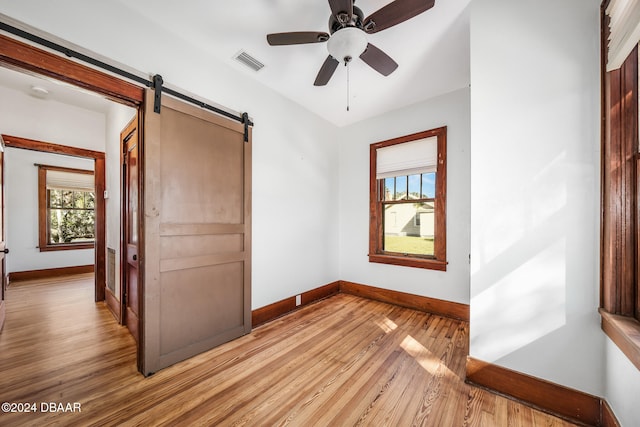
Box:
[295,295,301,306]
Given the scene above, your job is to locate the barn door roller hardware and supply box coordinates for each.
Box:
[153,74,163,114]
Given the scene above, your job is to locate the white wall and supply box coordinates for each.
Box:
[0,85,105,152]
[605,338,640,427]
[469,0,604,397]
[0,84,106,273]
[5,148,95,272]
[0,2,342,309]
[105,103,136,299]
[339,88,470,304]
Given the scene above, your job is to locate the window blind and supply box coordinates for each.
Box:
[46,170,94,191]
[607,0,640,71]
[376,136,437,179]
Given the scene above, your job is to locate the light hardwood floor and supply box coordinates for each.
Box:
[0,274,579,426]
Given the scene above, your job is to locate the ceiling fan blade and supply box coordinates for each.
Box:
[314,55,340,86]
[363,0,435,34]
[359,43,398,76]
[328,0,353,24]
[267,32,330,46]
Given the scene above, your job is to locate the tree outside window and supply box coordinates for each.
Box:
[47,188,95,244]
[38,165,95,251]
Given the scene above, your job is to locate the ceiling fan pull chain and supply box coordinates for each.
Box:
[346,61,350,112]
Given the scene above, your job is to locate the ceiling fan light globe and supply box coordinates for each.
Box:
[327,27,367,63]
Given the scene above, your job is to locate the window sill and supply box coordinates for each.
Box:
[39,243,94,252]
[599,308,640,371]
[368,253,447,271]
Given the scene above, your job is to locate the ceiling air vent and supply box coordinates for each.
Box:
[234,50,265,72]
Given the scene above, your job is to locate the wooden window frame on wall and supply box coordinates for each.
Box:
[37,164,95,252]
[600,0,640,371]
[369,127,447,271]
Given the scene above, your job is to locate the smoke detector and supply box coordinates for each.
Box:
[29,85,50,99]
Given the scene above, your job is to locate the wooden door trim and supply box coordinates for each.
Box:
[0,33,144,106]
[120,118,133,326]
[2,135,105,159]
[120,116,141,346]
[2,134,107,301]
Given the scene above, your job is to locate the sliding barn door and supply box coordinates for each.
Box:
[142,90,251,375]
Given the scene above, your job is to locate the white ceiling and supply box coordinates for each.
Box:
[117,0,471,127]
[0,66,114,114]
[0,0,471,127]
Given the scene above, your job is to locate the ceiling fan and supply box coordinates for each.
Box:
[266,0,436,86]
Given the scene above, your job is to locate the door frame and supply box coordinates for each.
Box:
[1,135,107,300]
[0,33,146,368]
[120,116,140,342]
[0,34,144,107]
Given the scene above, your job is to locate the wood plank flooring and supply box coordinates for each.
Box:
[0,274,580,426]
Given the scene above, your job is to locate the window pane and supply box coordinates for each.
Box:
[73,191,84,208]
[86,192,96,209]
[382,201,435,256]
[49,209,62,243]
[384,177,394,201]
[62,190,73,208]
[49,189,62,208]
[421,173,436,198]
[395,176,407,200]
[50,209,95,244]
[408,174,421,199]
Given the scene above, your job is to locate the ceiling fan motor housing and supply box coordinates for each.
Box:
[329,5,364,34]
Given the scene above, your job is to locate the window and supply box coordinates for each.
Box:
[601,0,640,371]
[38,165,95,251]
[369,127,447,270]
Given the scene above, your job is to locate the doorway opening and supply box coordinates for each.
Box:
[0,34,143,365]
[3,134,105,298]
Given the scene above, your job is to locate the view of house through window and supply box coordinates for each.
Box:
[38,165,95,251]
[382,173,435,256]
[369,127,447,270]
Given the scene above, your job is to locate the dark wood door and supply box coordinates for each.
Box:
[0,137,5,331]
[121,118,140,344]
[141,89,251,375]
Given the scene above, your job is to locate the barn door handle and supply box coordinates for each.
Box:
[2,248,8,254]
[132,254,137,261]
